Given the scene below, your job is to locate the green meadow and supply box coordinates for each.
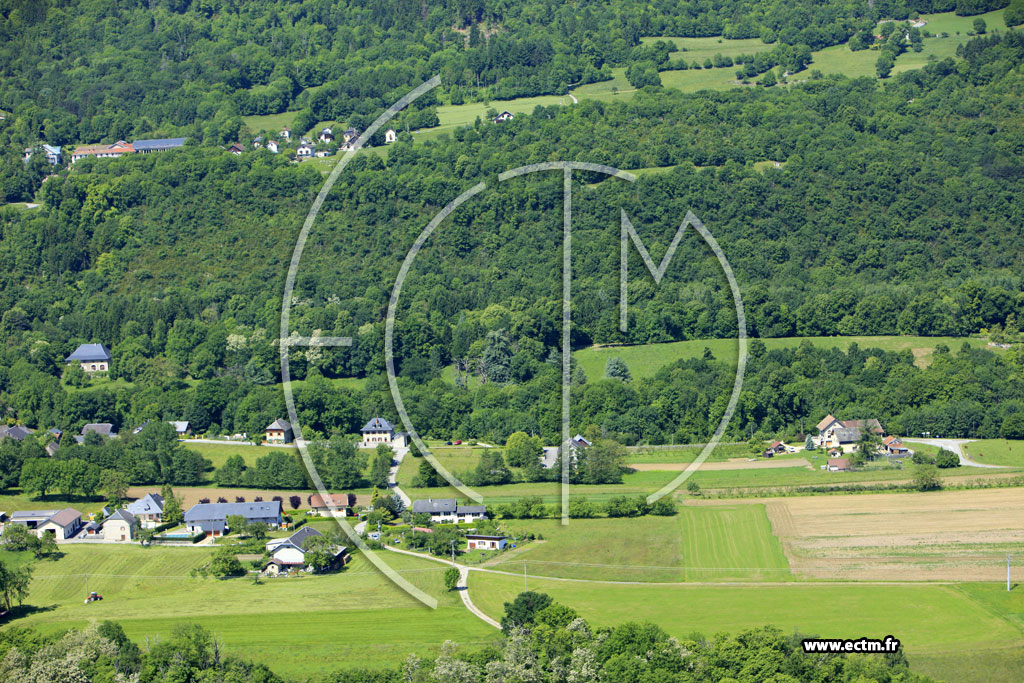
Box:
[12,545,497,678]
[468,572,1024,682]
[489,505,790,582]
[574,335,993,382]
[962,439,1024,467]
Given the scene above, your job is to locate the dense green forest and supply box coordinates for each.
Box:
[1,25,1023,447]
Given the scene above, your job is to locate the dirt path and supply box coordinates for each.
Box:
[630,458,811,472]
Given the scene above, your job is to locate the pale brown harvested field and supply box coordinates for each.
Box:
[126,486,371,510]
[631,457,811,472]
[692,489,1024,581]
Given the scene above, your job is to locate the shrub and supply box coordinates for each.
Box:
[217,497,228,504]
[935,449,960,468]
[199,497,210,504]
[650,498,677,515]
[235,496,246,503]
[289,495,302,509]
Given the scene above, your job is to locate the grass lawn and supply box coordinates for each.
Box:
[574,335,993,382]
[961,440,1024,466]
[241,111,297,134]
[13,545,497,678]
[468,573,1024,682]
[642,35,773,63]
[435,94,574,128]
[185,441,285,472]
[489,505,790,582]
[0,489,107,522]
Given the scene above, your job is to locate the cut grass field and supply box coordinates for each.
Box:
[749,487,1024,581]
[574,335,993,381]
[467,571,1024,683]
[962,439,1024,467]
[13,545,497,678]
[490,505,790,582]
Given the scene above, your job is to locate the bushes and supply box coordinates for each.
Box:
[605,496,650,517]
[935,449,961,468]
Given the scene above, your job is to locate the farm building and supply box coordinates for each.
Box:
[70,140,134,163]
[883,436,910,456]
[466,534,507,551]
[816,415,884,451]
[10,508,83,540]
[184,501,282,537]
[411,498,487,524]
[827,457,852,472]
[65,343,112,372]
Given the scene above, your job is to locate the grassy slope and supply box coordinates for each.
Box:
[14,545,497,678]
[574,335,993,382]
[962,440,1024,466]
[468,572,1024,679]
[490,506,790,582]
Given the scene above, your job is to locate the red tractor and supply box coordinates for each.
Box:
[84,592,103,604]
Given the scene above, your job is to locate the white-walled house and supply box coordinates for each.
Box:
[101,509,137,542]
[410,498,487,524]
[384,128,397,143]
[65,343,112,372]
[126,492,164,528]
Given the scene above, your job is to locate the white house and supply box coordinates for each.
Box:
[466,534,507,551]
[11,508,83,540]
[296,143,313,158]
[360,417,396,448]
[384,128,397,143]
[267,139,279,153]
[24,144,62,165]
[314,148,332,158]
[65,343,112,372]
[410,498,487,524]
[265,418,293,444]
[492,111,514,123]
[263,526,347,575]
[101,509,137,542]
[280,127,291,140]
[126,492,164,528]
[319,127,334,142]
[184,501,282,537]
[816,415,884,452]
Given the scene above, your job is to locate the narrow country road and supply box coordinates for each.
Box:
[905,438,1006,468]
[384,545,501,629]
[389,446,411,507]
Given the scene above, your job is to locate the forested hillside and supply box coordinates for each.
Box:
[0,20,1023,447]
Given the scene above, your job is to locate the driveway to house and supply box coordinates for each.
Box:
[389,446,411,507]
[905,438,1007,468]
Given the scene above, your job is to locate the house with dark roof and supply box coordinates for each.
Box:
[102,509,137,542]
[492,111,514,123]
[126,492,164,528]
[133,137,186,154]
[265,419,293,444]
[410,498,487,523]
[81,423,116,439]
[66,343,112,372]
[296,142,314,157]
[227,143,244,155]
[319,127,334,142]
[359,417,407,448]
[0,425,34,442]
[184,501,282,537]
[266,525,322,553]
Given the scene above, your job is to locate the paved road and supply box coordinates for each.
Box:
[389,447,411,506]
[906,438,1006,468]
[384,545,500,629]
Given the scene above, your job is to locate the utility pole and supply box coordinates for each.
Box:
[450,540,456,566]
[85,573,88,596]
[524,560,527,591]
[1008,555,1013,592]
